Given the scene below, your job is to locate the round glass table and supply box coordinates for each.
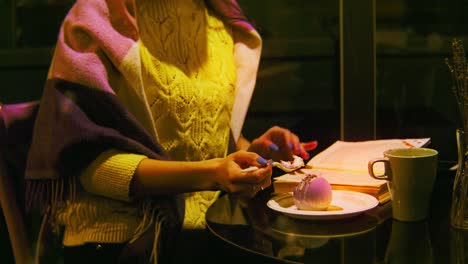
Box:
[206,168,468,263]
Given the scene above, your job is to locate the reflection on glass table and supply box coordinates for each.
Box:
[206,169,461,263]
[207,189,391,263]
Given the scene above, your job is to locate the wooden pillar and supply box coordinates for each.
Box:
[339,0,376,140]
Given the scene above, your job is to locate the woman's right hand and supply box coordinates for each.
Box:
[213,150,272,198]
[133,150,272,197]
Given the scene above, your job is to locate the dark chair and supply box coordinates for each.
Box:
[0,101,40,263]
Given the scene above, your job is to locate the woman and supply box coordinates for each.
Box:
[25,0,309,263]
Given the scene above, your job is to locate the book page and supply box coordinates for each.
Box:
[307,138,431,173]
[276,169,386,187]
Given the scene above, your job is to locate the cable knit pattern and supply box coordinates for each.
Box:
[137,0,236,229]
[56,194,141,246]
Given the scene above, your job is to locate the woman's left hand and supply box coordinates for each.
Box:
[247,126,309,161]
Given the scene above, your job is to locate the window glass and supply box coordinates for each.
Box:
[376,0,462,162]
[238,0,340,151]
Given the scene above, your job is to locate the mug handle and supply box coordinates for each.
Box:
[368,158,392,181]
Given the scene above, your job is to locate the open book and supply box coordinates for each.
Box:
[273,138,431,204]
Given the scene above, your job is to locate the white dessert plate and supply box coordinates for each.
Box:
[267,190,379,220]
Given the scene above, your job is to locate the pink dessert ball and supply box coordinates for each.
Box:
[292,174,332,210]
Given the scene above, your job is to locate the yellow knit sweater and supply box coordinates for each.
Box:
[56,0,236,246]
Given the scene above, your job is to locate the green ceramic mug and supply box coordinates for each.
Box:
[368,148,438,221]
